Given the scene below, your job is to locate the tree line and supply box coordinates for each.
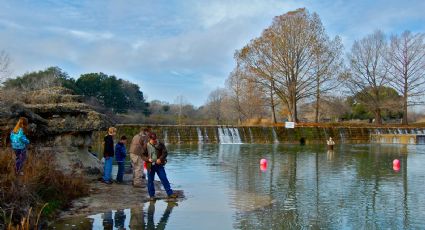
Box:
[2,67,149,115]
[208,8,425,125]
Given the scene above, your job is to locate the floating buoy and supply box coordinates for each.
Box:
[393,159,400,171]
[393,159,400,167]
[260,163,267,172]
[260,158,267,172]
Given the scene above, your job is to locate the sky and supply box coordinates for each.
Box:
[1,0,425,107]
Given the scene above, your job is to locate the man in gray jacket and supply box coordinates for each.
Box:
[129,127,150,187]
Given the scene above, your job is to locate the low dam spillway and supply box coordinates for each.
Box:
[91,125,425,152]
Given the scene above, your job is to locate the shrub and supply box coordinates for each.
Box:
[0,149,89,229]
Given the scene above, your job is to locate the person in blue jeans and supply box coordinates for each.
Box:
[10,117,30,175]
[102,127,116,184]
[115,135,127,183]
[142,132,177,200]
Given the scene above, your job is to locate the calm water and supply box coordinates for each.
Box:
[52,144,425,229]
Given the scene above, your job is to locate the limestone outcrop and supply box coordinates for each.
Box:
[0,87,113,175]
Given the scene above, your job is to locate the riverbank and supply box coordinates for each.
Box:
[58,173,184,220]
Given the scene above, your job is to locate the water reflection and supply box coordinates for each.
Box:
[51,201,177,230]
[52,144,425,229]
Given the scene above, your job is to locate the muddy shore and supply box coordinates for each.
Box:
[58,173,184,219]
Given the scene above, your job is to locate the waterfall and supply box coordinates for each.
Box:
[204,127,210,143]
[322,128,328,140]
[197,127,204,144]
[176,130,181,144]
[218,127,242,144]
[163,130,169,145]
[248,128,254,143]
[272,128,279,144]
[339,128,346,143]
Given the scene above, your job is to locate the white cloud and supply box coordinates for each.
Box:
[1,0,425,106]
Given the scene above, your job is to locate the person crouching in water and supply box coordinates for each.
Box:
[142,132,177,200]
[10,117,30,175]
[129,128,150,187]
[102,127,116,184]
[115,135,127,183]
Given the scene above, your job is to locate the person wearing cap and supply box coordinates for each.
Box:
[142,132,177,200]
[102,127,116,184]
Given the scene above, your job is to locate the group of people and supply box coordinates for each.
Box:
[101,127,177,200]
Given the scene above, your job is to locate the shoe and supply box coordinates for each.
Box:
[149,196,156,201]
[101,179,112,184]
[168,193,178,199]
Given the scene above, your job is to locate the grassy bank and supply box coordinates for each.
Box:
[0,149,89,229]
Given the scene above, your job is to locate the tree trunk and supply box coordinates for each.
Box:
[315,82,320,123]
[374,108,382,125]
[270,81,277,124]
[402,86,408,125]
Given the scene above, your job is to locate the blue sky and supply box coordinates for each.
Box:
[1,0,425,106]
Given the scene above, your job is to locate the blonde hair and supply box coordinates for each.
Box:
[108,127,117,135]
[13,117,28,134]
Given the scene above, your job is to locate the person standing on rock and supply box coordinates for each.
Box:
[142,132,177,200]
[115,135,128,183]
[129,128,150,187]
[10,117,30,175]
[102,127,116,184]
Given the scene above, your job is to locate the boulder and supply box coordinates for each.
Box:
[0,87,113,175]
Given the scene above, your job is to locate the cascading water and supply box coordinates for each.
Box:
[218,127,242,144]
[177,130,181,144]
[204,127,209,143]
[272,128,279,144]
[248,128,254,144]
[339,128,346,143]
[163,130,169,145]
[197,127,204,144]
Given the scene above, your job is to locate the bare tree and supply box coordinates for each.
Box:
[346,30,389,124]
[226,66,268,124]
[206,88,227,124]
[0,50,11,83]
[237,8,337,122]
[387,31,425,124]
[312,35,344,122]
[226,66,245,124]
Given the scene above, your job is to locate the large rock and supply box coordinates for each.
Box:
[0,87,113,175]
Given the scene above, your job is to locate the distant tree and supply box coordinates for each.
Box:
[76,73,106,98]
[206,88,227,124]
[76,72,147,113]
[387,31,425,125]
[312,35,344,122]
[3,66,75,91]
[345,30,389,124]
[237,8,339,122]
[345,86,402,121]
[226,66,267,124]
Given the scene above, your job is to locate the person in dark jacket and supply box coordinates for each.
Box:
[102,127,116,184]
[142,132,177,200]
[115,135,127,183]
[10,117,30,175]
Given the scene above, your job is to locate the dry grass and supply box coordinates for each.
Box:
[0,149,89,229]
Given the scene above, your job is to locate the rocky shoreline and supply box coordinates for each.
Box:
[58,173,184,220]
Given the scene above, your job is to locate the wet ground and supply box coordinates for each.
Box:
[58,172,184,219]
